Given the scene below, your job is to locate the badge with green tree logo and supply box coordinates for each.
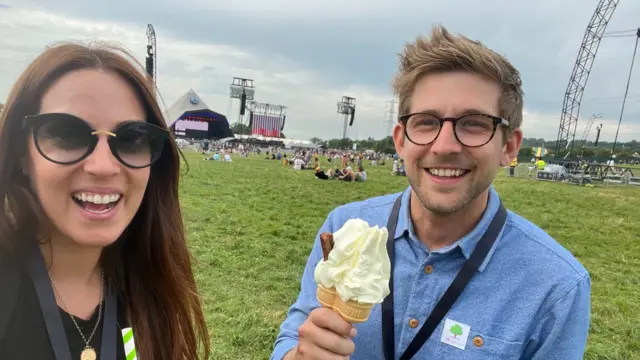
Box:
[450,324,463,338]
[441,319,471,350]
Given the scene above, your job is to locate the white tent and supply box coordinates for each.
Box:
[163,89,234,139]
[163,89,212,127]
[285,142,322,150]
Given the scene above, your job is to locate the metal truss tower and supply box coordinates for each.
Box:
[581,113,603,147]
[228,77,256,135]
[553,0,619,160]
[337,96,356,139]
[145,24,157,81]
[384,98,397,136]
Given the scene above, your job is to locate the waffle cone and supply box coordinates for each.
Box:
[316,285,374,323]
[316,285,338,308]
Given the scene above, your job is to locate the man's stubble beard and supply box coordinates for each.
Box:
[407,167,494,215]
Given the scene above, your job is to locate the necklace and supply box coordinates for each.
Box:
[49,270,104,360]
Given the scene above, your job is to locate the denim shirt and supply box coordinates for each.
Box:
[271,186,591,360]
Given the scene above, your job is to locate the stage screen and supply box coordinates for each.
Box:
[171,110,233,139]
[174,120,208,132]
[251,114,282,137]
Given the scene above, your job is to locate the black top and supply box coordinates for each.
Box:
[0,262,128,360]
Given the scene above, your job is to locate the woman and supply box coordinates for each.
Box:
[314,166,330,180]
[0,43,210,359]
[338,166,355,182]
[355,166,367,181]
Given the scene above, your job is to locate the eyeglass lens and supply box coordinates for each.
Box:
[405,114,496,146]
[33,114,165,168]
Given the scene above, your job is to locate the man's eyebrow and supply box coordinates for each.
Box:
[409,108,492,116]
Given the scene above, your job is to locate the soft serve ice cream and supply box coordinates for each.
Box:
[314,218,391,322]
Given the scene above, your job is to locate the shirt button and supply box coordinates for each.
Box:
[424,265,434,274]
[409,319,419,328]
[473,336,484,347]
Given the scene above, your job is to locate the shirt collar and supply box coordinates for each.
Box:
[393,185,505,272]
[393,187,414,241]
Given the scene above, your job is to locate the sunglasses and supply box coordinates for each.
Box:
[23,113,170,169]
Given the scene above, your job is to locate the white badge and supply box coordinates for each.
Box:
[441,318,471,350]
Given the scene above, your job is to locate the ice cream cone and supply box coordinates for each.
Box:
[314,221,390,325]
[316,285,337,308]
[333,296,374,323]
[317,285,373,323]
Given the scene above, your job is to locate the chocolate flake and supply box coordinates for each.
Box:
[319,232,334,261]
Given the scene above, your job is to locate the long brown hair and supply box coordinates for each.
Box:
[0,42,210,360]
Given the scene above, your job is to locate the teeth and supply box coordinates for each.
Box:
[85,207,112,214]
[428,168,467,177]
[72,193,121,204]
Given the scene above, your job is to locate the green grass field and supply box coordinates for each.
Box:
[179,152,640,360]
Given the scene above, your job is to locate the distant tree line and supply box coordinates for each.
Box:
[307,135,640,158]
[225,119,638,158]
[309,136,397,154]
[519,138,639,160]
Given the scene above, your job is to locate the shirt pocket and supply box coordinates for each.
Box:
[435,329,523,360]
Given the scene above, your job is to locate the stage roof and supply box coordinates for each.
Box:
[164,89,213,127]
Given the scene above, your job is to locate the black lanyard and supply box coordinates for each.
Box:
[27,245,118,360]
[382,195,507,360]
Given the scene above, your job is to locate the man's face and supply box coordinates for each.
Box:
[393,71,522,214]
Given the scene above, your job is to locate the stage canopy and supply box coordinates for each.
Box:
[164,89,234,140]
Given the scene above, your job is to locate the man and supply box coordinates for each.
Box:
[294,157,305,170]
[509,156,518,177]
[271,25,590,360]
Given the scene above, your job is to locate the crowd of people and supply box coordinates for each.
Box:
[193,141,398,184]
[243,147,387,182]
[183,138,403,183]
[281,150,393,182]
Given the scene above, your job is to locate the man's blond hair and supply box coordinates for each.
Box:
[392,25,524,133]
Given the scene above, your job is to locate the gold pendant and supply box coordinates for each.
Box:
[80,347,97,360]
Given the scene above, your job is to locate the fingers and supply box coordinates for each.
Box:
[299,323,355,356]
[295,308,356,359]
[309,307,355,338]
[295,343,351,360]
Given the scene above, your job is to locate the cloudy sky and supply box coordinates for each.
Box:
[1,0,639,141]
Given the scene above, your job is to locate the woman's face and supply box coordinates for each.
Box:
[27,69,150,248]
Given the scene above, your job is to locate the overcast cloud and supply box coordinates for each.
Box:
[1,0,639,141]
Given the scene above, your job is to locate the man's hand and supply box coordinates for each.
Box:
[286,308,357,360]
